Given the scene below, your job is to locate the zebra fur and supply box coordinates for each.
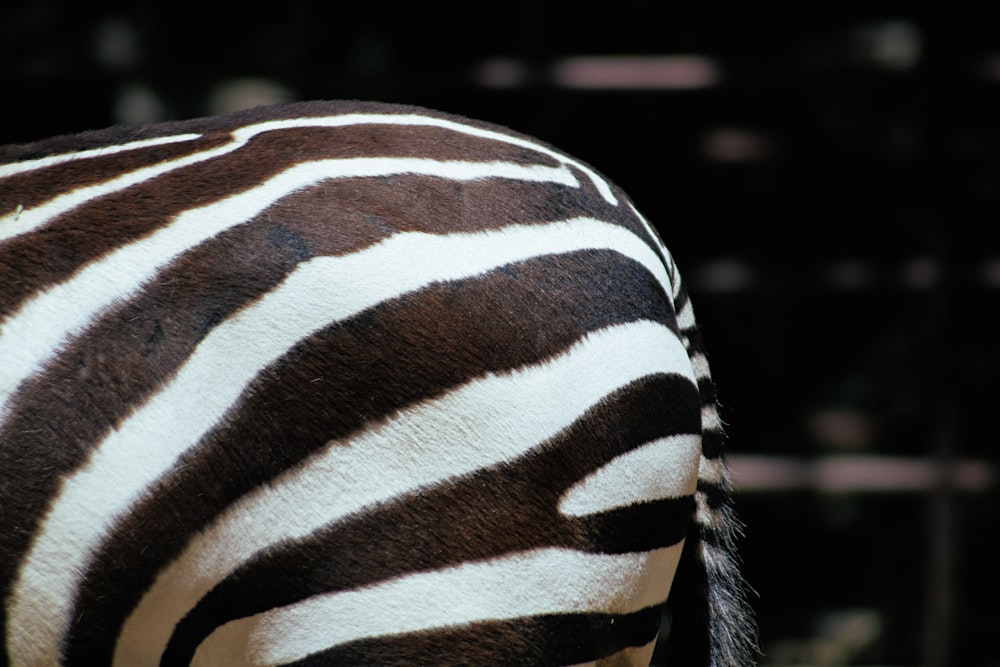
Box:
[0,100,756,666]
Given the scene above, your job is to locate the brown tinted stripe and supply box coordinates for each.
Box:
[61,251,676,663]
[217,607,665,667]
[152,376,693,666]
[271,170,623,239]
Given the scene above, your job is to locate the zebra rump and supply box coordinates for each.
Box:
[0,100,756,666]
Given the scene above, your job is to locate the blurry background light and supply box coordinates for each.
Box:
[476,58,531,89]
[848,19,922,71]
[980,257,1000,288]
[113,82,165,125]
[700,127,774,163]
[730,455,994,493]
[207,77,295,115]
[693,258,755,293]
[898,255,940,290]
[92,17,140,71]
[551,55,720,90]
[825,258,876,290]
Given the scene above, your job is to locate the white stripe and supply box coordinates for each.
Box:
[216,111,618,204]
[702,403,722,432]
[627,201,676,286]
[0,156,578,421]
[676,298,697,331]
[689,351,711,382]
[8,219,674,666]
[190,545,683,667]
[0,110,617,244]
[341,112,618,204]
[697,455,726,487]
[558,434,700,517]
[113,320,690,665]
[0,134,202,179]
[626,203,663,253]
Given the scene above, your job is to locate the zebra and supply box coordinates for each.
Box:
[0,100,756,666]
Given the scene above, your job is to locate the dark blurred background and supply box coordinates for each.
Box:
[2,3,996,665]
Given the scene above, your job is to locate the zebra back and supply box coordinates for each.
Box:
[0,100,755,666]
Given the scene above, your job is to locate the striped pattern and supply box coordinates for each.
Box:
[0,101,755,666]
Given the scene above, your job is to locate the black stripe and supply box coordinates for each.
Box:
[656,521,712,665]
[697,480,732,512]
[284,604,665,667]
[702,426,726,460]
[577,496,696,554]
[697,375,720,407]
